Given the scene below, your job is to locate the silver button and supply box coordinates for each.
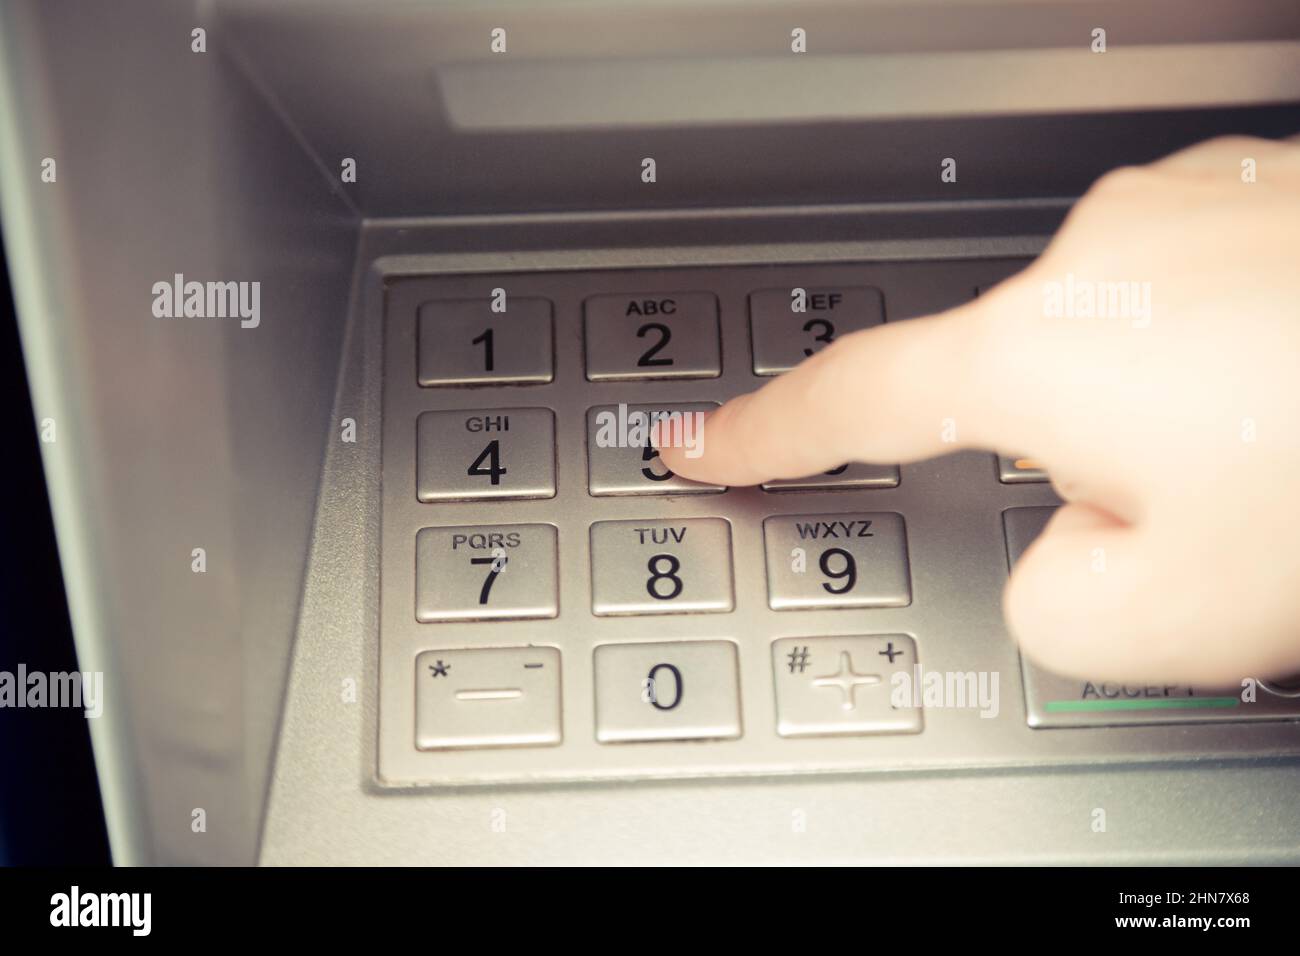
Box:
[749,286,885,375]
[996,454,1048,484]
[762,512,911,610]
[589,518,734,616]
[415,647,561,750]
[593,641,741,743]
[584,292,721,381]
[772,636,922,737]
[586,402,723,496]
[417,297,553,386]
[415,524,558,623]
[761,462,900,492]
[416,408,555,502]
[1003,507,1300,727]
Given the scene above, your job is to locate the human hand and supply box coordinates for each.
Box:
[658,135,1300,687]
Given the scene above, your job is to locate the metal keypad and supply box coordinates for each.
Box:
[593,641,742,743]
[415,524,558,622]
[586,402,723,495]
[589,518,734,615]
[584,291,721,381]
[416,407,555,502]
[417,297,554,386]
[749,286,885,375]
[762,512,912,610]
[380,258,1300,790]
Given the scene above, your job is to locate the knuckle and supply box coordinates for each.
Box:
[1087,164,1156,199]
[1186,133,1262,156]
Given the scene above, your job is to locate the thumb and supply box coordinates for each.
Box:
[1008,503,1300,686]
[657,295,1031,485]
[1004,503,1160,681]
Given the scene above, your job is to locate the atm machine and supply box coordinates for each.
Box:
[2,0,1298,865]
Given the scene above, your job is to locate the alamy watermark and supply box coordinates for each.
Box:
[1043,272,1151,328]
[890,665,1000,719]
[50,886,150,936]
[593,403,705,458]
[152,273,260,328]
[0,664,103,718]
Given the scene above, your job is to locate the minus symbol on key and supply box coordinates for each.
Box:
[456,688,524,702]
[523,663,544,669]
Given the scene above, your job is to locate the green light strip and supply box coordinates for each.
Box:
[1045,697,1240,712]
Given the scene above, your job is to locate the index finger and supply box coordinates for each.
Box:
[656,303,1014,486]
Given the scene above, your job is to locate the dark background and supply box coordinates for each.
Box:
[0,251,111,865]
